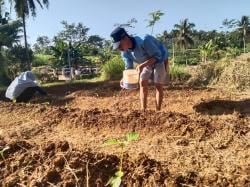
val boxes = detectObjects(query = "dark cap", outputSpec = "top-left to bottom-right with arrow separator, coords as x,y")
110,27 -> 128,50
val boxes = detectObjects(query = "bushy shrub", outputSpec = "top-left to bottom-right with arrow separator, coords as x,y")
32,54 -> 52,67
32,67 -> 57,83
171,50 -> 200,65
188,60 -> 228,86
246,43 -> 250,52
225,47 -> 241,59
169,64 -> 191,81
101,56 -> 124,80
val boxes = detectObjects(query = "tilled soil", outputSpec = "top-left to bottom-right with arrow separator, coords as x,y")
0,82 -> 249,186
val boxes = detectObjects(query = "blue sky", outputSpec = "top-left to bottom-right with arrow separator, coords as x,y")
18,0 -> 250,44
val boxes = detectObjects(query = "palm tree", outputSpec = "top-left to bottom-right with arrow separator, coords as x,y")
147,10 -> 164,35
9,0 -> 49,69
114,18 -> 138,29
223,16 -> 250,53
174,19 -> 195,65
0,20 -> 22,47
0,1 -> 22,85
158,30 -> 177,65
238,16 -> 249,53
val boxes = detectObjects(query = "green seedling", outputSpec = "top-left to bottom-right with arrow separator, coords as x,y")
0,146 -> 10,160
103,132 -> 139,187
12,99 -> 16,103
64,102 -> 70,111
42,102 -> 50,105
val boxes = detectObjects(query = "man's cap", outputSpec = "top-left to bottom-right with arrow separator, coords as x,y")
110,27 -> 127,50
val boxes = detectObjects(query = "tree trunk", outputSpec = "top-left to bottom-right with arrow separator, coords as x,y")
22,13 -> 30,70
243,37 -> 246,53
0,54 -> 11,85
184,49 -> 187,66
242,28 -> 247,53
172,40 -> 175,66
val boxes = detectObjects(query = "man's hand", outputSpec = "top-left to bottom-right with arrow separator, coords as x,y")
136,58 -> 156,74
136,64 -> 144,74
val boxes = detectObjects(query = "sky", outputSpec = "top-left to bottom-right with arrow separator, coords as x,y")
9,0 -> 250,45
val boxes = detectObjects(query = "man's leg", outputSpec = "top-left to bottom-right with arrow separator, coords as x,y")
140,79 -> 148,110
140,66 -> 152,111
154,62 -> 167,111
155,83 -> 163,111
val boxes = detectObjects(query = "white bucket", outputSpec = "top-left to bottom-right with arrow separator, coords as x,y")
121,69 -> 139,89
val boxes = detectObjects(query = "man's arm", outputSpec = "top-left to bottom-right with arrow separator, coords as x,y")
143,35 -> 162,63
136,57 -> 156,73
122,51 -> 133,69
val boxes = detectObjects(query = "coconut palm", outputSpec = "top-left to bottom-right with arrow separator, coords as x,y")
147,10 -> 164,35
222,18 -> 237,29
174,19 -> 195,49
0,20 -> 22,47
9,0 -> 49,69
238,16 -> 249,53
174,19 -> 195,65
223,16 -> 250,53
1,0 -> 22,48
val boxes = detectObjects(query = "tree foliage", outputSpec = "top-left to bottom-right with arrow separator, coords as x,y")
33,36 -> 51,54
8,0 -> 49,69
147,10 -> 164,35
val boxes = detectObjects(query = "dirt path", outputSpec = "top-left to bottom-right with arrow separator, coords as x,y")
0,82 -> 249,186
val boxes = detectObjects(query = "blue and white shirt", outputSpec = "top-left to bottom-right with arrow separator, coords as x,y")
121,35 -> 168,69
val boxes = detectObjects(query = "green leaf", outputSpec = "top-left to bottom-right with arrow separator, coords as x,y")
125,132 -> 139,142
105,171 -> 123,187
103,139 -> 120,146
115,171 -> 124,178
0,146 -> 10,160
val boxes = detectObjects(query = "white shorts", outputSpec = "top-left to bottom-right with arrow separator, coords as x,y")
140,62 -> 168,85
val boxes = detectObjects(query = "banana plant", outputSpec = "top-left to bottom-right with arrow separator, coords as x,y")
199,40 -> 217,63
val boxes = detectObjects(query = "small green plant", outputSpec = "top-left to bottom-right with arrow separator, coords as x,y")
64,102 -> 70,111
26,102 -> 31,106
103,132 -> 139,187
0,146 -> 10,160
42,101 -> 50,105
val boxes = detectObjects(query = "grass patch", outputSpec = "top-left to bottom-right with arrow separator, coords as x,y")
32,54 -> 53,67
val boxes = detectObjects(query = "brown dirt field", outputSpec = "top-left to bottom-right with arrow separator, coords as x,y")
0,82 -> 249,186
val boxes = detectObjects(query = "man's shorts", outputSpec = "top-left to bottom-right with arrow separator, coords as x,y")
140,61 -> 169,85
